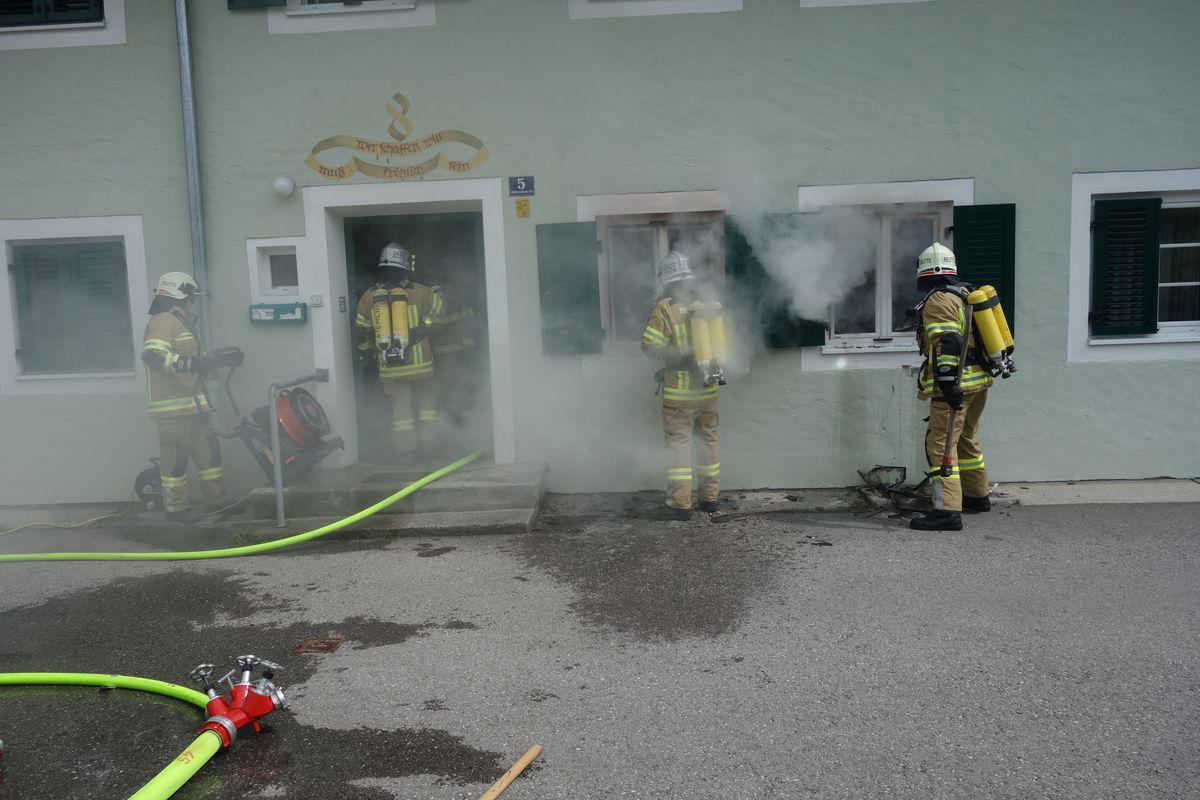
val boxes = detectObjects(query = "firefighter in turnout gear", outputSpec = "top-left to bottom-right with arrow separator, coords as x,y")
641,250 -> 726,520
355,243 -> 447,458
141,272 -> 228,524
911,243 -> 993,531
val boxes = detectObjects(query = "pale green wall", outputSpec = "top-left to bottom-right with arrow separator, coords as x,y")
2,0 -> 1197,503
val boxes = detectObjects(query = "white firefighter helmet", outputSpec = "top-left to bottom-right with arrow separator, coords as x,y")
154,271 -> 204,300
656,250 -> 695,285
916,242 -> 957,278
378,242 -> 415,272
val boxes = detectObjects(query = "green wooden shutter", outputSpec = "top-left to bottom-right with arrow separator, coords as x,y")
12,241 -> 132,374
536,221 -> 603,355
228,0 -> 286,9
725,215 -> 826,348
953,203 -> 1017,333
1090,198 -> 1161,336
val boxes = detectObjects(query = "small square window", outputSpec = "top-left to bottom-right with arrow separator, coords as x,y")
269,252 -> 299,292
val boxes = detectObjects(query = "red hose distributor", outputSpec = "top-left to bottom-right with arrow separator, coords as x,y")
189,656 -> 286,749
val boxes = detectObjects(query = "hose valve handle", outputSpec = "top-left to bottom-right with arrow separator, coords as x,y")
189,663 -> 217,693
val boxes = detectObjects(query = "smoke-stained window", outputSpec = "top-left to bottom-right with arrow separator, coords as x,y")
827,204 -> 949,348
598,212 -> 725,347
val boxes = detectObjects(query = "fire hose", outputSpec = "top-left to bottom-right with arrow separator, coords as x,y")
0,656 -> 286,800
0,450 -> 480,564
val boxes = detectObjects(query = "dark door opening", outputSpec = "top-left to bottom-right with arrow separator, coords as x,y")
345,211 -> 491,465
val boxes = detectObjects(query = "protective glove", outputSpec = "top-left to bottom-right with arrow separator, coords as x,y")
938,382 -> 964,410
178,354 -> 215,375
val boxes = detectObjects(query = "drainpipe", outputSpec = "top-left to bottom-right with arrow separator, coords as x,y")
174,0 -> 212,345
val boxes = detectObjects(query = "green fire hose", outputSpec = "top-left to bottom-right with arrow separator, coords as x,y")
0,671 -> 216,800
0,450 -> 480,564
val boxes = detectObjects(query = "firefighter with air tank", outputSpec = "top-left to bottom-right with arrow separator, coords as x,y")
641,250 -> 730,520
355,243 -> 447,460
910,242 -> 1015,531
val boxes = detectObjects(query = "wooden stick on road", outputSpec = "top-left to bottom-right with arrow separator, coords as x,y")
479,744 -> 543,800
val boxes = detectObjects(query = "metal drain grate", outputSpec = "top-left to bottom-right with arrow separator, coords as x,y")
294,636 -> 345,654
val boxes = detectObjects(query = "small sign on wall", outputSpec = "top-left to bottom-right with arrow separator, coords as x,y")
509,176 -> 535,196
516,198 -> 531,218
250,303 -> 308,324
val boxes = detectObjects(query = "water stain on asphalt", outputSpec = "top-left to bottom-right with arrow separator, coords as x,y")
415,545 -> 458,558
512,506 -> 805,642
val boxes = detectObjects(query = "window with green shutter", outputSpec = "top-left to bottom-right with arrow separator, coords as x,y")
1090,198 -> 1161,336
954,203 -> 1017,333
11,240 -> 134,374
725,215 -> 826,348
536,222 -> 603,355
0,0 -> 104,27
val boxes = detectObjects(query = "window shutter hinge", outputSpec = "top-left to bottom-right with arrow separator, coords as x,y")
6,264 -> 14,273
595,240 -> 602,254
943,225 -> 954,239
1090,219 -> 1099,233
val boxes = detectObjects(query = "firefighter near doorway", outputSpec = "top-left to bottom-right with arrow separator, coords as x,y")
355,243 -> 448,460
909,243 -> 1016,532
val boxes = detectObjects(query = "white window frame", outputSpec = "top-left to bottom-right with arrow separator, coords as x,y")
269,0 -> 433,34
1069,168 -> 1200,363
797,178 -> 974,371
0,215 -> 149,394
825,202 -> 951,352
799,0 -> 936,7
577,191 -> 728,370
597,210 -> 725,353
569,0 -> 742,20
246,237 -> 304,304
0,0 -> 124,51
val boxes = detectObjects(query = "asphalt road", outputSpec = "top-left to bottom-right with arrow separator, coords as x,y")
0,497 -> 1197,800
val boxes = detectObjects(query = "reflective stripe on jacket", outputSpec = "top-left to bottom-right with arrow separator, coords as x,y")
641,293 -> 719,405
142,307 -> 212,418
916,288 -> 993,399
355,282 -> 446,381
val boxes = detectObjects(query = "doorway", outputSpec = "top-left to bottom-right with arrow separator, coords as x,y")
344,211 -> 491,465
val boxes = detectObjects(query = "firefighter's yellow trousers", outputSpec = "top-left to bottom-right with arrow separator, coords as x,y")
662,399 -> 719,510
382,377 -> 439,454
924,390 -> 988,512
155,415 -> 226,513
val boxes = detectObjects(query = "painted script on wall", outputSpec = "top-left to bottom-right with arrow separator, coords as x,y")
305,93 -> 489,181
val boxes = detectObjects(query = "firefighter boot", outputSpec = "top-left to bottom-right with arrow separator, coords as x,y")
909,510 -> 963,531
698,500 -> 719,513
652,504 -> 692,522
167,509 -> 202,525
962,495 -> 991,513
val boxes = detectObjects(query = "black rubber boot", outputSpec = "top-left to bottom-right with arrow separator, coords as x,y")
962,495 -> 992,513
697,500 -> 719,513
166,509 -> 201,525
909,510 -> 963,531
652,505 -> 692,521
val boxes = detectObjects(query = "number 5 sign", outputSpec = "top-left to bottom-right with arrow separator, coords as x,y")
508,176 -> 535,196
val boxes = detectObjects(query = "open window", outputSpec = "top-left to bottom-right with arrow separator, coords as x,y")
536,208 -> 725,356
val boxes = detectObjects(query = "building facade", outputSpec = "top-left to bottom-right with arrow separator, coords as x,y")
2,0 -> 1197,504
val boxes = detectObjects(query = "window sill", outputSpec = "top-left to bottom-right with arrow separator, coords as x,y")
1088,330 -> 1200,346
286,2 -> 415,17
0,21 -> 104,33
821,338 -> 919,356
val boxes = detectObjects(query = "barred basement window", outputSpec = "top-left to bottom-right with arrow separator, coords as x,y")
10,239 -> 134,374
0,0 -> 103,28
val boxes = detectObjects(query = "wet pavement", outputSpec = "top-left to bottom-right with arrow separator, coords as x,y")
1,495 -> 1198,799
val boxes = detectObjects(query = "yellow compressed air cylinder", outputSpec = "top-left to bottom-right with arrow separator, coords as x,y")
983,285 -> 1014,350
688,301 -> 713,363
370,287 -> 392,356
708,302 -> 728,364
967,288 -> 1006,363
389,287 -> 410,342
